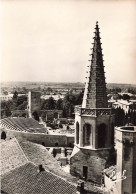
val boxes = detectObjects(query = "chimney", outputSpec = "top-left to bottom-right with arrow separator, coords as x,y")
76,180 -> 84,194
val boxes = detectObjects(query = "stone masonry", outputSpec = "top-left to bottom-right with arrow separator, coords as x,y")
70,22 -> 115,184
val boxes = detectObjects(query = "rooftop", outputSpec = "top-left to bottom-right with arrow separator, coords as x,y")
1,139 -> 77,194
1,138 -> 103,193
1,162 -> 77,194
20,141 -> 77,183
1,138 -> 28,176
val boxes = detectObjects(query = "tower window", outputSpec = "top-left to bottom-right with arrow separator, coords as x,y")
83,124 -> 91,146
76,122 -> 79,144
98,123 -> 106,148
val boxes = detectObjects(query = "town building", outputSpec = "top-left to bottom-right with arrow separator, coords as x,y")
0,93 -> 13,101
41,94 -> 64,101
0,93 -> 26,101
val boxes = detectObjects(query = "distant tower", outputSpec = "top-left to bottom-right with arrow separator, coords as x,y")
115,126 -> 136,194
28,91 -> 41,118
28,91 -> 32,118
70,22 -> 115,184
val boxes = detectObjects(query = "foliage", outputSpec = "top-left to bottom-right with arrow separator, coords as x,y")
113,107 -> 136,126
125,110 -> 136,126
113,107 -> 125,126
41,97 -> 56,110
13,90 -> 18,100
56,99 -> 63,110
40,91 -> 83,118
62,91 -> 83,117
1,95 -> 27,118
118,94 -> 130,101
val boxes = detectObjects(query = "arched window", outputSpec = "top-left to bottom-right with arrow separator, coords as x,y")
83,124 -> 91,146
1,131 -> 6,140
76,122 -> 79,144
98,123 -> 106,148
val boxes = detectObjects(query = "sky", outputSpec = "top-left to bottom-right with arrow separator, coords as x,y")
1,0 -> 136,84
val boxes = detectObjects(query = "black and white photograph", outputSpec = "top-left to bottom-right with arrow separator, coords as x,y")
0,0 -> 136,193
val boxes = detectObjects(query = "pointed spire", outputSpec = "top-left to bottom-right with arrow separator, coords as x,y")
82,22 -> 108,108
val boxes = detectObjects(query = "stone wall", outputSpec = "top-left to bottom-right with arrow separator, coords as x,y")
70,146 -> 110,184
115,127 -> 136,194
1,128 -> 74,147
40,109 -> 63,120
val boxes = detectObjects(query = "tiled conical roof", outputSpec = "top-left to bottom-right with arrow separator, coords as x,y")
82,22 -> 108,108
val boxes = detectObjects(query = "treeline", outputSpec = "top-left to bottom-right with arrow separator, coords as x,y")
40,91 -> 84,118
113,107 -> 136,126
118,94 -> 130,101
1,91 -> 84,119
1,92 -> 27,118
1,91 -> 136,126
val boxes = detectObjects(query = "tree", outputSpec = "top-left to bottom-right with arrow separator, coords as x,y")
47,97 -> 56,109
46,87 -> 53,93
1,101 -> 12,118
56,99 -> 63,110
16,95 -> 27,108
13,91 -> 18,100
62,107 -> 67,118
113,107 -> 125,126
40,97 -> 56,110
122,94 -> 130,101
125,110 -> 136,126
75,91 -> 84,105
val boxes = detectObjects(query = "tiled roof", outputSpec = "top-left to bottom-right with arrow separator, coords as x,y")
20,141 -> 78,184
1,117 -> 46,133
1,138 -> 28,176
1,163 -> 77,194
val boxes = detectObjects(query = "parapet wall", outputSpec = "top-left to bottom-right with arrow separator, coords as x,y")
1,128 -> 74,147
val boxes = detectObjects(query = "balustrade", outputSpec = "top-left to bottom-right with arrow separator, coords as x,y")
75,106 -> 112,116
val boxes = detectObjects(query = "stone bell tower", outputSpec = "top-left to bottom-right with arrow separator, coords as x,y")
70,22 -> 115,184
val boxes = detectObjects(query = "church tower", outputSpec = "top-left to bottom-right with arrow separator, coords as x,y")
70,22 -> 115,184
